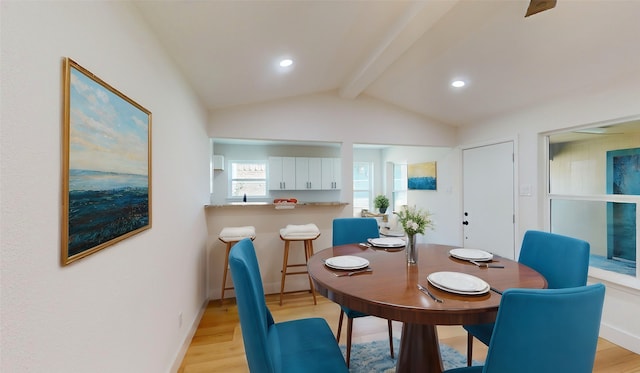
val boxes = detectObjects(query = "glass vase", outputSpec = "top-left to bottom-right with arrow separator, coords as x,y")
406,234 -> 418,264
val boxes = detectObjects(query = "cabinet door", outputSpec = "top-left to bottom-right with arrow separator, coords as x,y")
269,157 -> 296,190
295,158 -> 310,189
269,157 -> 283,190
322,158 -> 342,190
331,158 -> 341,189
296,157 -> 322,190
281,157 -> 296,190
308,158 -> 322,190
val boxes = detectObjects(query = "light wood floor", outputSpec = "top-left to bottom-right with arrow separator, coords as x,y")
178,292 -> 640,373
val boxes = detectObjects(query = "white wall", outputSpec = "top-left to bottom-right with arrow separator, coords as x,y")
1,2 -> 210,372
458,74 -> 640,353
381,146 -> 462,247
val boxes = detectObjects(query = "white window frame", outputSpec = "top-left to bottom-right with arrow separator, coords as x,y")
543,117 -> 640,289
392,162 -> 408,212
353,161 -> 374,215
228,160 -> 267,199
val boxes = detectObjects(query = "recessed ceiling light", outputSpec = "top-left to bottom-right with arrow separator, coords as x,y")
279,59 -> 293,67
451,80 -> 466,88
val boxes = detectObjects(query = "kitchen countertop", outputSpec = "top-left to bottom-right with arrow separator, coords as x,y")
205,201 -> 348,208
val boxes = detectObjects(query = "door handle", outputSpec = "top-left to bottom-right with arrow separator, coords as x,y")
463,221 -> 469,225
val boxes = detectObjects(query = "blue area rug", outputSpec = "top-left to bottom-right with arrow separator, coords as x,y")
342,338 -> 480,372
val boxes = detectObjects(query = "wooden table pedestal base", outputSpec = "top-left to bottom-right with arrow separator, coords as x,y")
396,323 -> 443,373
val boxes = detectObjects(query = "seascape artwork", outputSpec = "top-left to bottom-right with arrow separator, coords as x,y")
67,170 -> 149,257
408,162 -> 437,190
62,59 -> 151,264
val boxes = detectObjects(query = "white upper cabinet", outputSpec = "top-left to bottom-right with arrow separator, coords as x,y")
268,157 -> 296,190
295,157 -> 322,190
270,156 -> 340,190
321,158 -> 341,190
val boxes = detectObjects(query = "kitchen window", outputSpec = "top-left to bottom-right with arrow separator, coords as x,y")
229,160 -> 267,198
392,163 -> 408,212
353,161 -> 373,216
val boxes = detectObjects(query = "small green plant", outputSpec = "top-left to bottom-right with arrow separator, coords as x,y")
374,194 -> 390,213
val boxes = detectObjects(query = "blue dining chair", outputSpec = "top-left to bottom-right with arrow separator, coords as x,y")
332,217 -> 394,367
464,230 -> 591,365
229,238 -> 348,373
446,284 -> 605,373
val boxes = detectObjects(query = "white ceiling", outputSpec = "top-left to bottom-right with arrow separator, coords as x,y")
134,0 -> 640,127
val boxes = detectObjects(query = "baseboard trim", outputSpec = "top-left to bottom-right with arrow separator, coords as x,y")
170,299 -> 209,373
600,322 -> 640,354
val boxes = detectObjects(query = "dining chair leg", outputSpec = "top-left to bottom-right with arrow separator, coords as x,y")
467,332 -> 473,366
337,310 -> 345,342
387,319 -> 394,358
346,317 -> 354,368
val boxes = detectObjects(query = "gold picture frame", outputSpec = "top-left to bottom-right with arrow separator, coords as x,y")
61,58 -> 152,265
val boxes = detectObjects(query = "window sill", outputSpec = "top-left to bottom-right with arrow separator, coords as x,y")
588,266 -> 640,293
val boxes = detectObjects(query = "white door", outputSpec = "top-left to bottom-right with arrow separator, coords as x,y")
462,141 -> 515,259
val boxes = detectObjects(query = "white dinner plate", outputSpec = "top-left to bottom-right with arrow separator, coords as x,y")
368,237 -> 406,248
427,271 -> 490,295
380,228 -> 405,237
324,255 -> 370,270
449,248 -> 494,262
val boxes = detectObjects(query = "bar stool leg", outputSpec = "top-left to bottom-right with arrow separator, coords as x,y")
279,240 -> 291,306
221,241 -> 234,304
304,239 -> 317,305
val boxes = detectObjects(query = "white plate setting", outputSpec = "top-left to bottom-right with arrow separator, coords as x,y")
379,228 -> 405,237
368,237 -> 406,248
449,248 -> 493,262
324,255 -> 370,270
427,271 -> 490,295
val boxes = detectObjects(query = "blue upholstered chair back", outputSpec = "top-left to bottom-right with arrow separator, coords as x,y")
332,217 -> 380,246
229,238 -> 276,373
482,284 -> 605,373
518,230 -> 590,289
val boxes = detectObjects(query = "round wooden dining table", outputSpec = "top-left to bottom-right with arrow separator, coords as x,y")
307,243 -> 547,373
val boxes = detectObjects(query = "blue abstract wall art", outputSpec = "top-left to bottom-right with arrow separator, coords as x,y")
408,162 -> 437,190
606,147 -> 639,263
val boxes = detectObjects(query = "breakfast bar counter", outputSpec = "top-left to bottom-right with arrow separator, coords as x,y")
204,201 -> 350,300
205,201 -> 349,208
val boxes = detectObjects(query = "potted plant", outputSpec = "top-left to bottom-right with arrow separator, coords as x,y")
395,205 -> 434,264
374,194 -> 390,214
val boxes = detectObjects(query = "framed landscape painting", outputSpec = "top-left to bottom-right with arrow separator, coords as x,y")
408,161 -> 437,190
61,58 -> 152,265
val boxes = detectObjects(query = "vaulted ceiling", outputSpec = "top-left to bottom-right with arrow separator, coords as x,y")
134,0 -> 640,127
